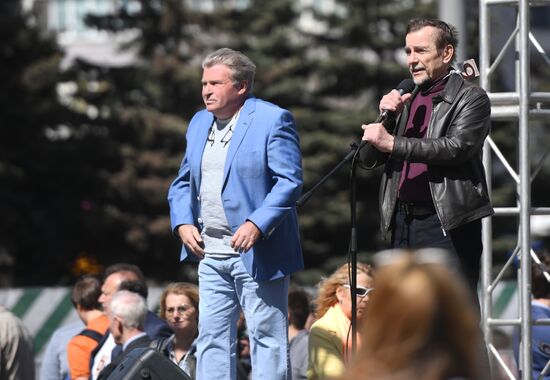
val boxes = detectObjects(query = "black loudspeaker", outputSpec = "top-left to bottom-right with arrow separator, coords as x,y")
106,347 -> 191,380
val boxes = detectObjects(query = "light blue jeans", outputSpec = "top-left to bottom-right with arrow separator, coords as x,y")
196,256 -> 290,380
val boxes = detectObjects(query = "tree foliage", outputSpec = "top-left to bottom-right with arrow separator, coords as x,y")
0,0 -> 88,284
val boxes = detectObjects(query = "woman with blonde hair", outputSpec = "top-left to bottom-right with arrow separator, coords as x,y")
340,249 -> 484,380
155,282 -> 199,379
307,262 -> 374,380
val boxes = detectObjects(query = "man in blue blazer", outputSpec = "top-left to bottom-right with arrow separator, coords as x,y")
168,48 -> 303,380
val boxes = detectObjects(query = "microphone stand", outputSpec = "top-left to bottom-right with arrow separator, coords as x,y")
348,144 -> 360,354
296,141 -> 364,354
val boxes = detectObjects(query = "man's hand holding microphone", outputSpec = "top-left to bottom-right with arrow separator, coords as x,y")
361,79 -> 415,153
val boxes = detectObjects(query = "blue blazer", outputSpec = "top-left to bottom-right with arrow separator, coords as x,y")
168,96 -> 304,281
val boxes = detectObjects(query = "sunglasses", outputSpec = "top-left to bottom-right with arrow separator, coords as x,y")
207,124 -> 234,147
343,284 -> 374,297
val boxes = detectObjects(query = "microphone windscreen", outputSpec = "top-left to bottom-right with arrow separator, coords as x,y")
396,78 -> 415,94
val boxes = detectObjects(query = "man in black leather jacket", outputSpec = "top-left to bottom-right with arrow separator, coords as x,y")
360,18 -> 494,296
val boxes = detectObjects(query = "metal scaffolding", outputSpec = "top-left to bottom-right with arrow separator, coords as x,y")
479,0 -> 550,379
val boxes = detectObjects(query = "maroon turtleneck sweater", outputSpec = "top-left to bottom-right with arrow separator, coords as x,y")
398,75 -> 448,203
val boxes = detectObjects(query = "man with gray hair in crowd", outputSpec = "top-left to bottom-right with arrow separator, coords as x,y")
168,48 -> 303,380
89,263 -> 171,379
96,290 -> 151,380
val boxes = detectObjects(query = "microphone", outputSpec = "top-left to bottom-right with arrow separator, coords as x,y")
354,78 -> 415,156
375,78 -> 416,124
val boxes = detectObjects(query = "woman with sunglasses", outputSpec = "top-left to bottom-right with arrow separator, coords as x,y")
307,262 -> 374,380
154,282 -> 200,379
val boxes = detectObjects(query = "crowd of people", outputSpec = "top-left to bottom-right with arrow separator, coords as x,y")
0,247 -> 534,380
0,247 -> 531,380
24,261 -> 306,380
4,248 -> 492,380
4,15 -> 546,380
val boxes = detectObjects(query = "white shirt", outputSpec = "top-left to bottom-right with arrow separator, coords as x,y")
90,334 -> 116,380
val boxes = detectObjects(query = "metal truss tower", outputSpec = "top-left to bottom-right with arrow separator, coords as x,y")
479,1 -> 550,379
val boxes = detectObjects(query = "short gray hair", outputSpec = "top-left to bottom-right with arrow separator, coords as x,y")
109,290 -> 148,330
202,48 -> 256,93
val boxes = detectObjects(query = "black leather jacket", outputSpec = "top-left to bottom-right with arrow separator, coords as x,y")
361,73 -> 494,236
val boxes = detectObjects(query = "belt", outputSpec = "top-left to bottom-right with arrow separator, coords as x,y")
397,200 -> 436,217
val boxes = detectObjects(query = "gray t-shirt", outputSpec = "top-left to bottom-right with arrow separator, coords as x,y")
199,114 -> 240,256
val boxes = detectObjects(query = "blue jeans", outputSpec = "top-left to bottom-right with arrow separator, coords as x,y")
196,256 -> 290,380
